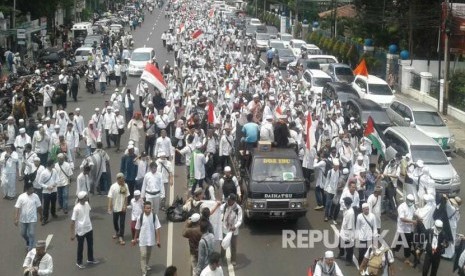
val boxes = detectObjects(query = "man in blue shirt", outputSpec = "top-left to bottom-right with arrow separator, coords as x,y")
242,114 -> 259,151
266,47 -> 275,67
120,145 -> 138,204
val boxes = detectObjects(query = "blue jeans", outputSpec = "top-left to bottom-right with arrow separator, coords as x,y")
57,186 -> 69,211
324,192 -> 334,218
20,222 -> 36,251
99,82 -> 106,94
315,186 -> 325,207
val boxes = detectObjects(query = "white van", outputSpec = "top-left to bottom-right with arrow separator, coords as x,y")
129,47 -> 156,75
74,47 -> 93,63
71,22 -> 93,40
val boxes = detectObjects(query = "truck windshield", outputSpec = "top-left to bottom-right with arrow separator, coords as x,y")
252,158 -> 303,181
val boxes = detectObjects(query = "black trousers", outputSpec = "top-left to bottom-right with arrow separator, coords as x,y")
339,238 -> 354,263
43,192 -> 57,221
393,232 -> 413,258
422,252 -> 441,276
126,180 -> 136,204
77,230 -> 94,264
112,212 -> 126,238
145,135 -> 156,157
219,155 -> 230,170
105,129 -> 112,147
38,152 -> 48,166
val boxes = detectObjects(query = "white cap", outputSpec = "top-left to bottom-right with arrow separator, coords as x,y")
407,194 -> 415,201
357,155 -> 364,161
416,160 -> 424,168
362,203 -> 369,209
75,108 -> 80,111
266,115 -> 273,120
134,190 -> 141,196
350,117 -> 355,121
338,130 -> 344,135
127,145 -> 134,150
435,220 -> 443,228
342,168 -> 349,175
224,166 -> 231,172
332,158 -> 339,166
19,119 -> 24,123
7,116 -> 14,120
34,157 -> 41,162
195,142 -> 203,149
253,94 -> 259,98
324,251 -> 334,258
19,128 -> 26,133
77,191 -> 87,199
54,125 -> 60,129
95,108 -> 100,112
128,141 -> 134,145
269,96 -> 275,101
405,153 -> 412,159
359,145 -> 367,151
115,88 -> 119,92
190,213 -> 201,223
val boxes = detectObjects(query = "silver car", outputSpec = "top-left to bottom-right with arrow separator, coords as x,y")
386,98 -> 455,153
383,127 -> 460,197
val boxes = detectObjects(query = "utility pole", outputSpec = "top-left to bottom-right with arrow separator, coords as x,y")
255,0 -> 258,17
12,0 -> 16,28
443,0 -> 450,115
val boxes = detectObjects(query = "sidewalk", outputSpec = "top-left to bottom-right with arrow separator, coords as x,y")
396,93 -> 465,158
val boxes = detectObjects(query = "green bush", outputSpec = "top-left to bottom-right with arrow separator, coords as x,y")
449,71 -> 465,110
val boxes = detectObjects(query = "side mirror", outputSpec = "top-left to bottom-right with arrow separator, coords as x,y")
361,88 -> 366,93
448,156 -> 452,161
443,118 -> 448,124
409,121 -> 416,128
404,117 -> 411,122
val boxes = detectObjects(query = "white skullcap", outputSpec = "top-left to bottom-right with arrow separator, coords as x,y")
435,220 -> 443,228
342,168 -> 349,175
416,160 -> 424,168
224,166 -> 231,172
95,108 -> 100,112
359,145 -> 367,151
195,142 -> 203,149
362,203 -> 369,209
190,213 -> 201,223
19,128 -> 26,133
357,155 -> 364,161
332,158 -> 339,166
266,115 -> 273,120
407,194 -> 415,201
324,251 -> 334,258
75,108 -> 80,111
77,191 -> 87,199
134,190 -> 141,196
127,145 -> 134,149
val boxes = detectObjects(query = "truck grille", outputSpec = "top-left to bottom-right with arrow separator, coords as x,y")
267,201 -> 289,209
432,178 -> 451,185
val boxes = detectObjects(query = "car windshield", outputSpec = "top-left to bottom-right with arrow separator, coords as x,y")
411,145 -> 449,165
335,67 -> 354,76
131,52 -> 150,61
75,50 -> 90,56
361,111 -> 390,126
73,30 -> 87,38
280,35 -> 292,41
413,111 -> 446,126
270,41 -> 285,49
314,77 -> 332,87
292,42 -> 305,49
279,49 -> 294,57
368,83 -> 393,95
252,158 -> 303,181
256,33 -> 269,40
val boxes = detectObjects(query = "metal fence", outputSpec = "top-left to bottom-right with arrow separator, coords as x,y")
411,71 -> 421,91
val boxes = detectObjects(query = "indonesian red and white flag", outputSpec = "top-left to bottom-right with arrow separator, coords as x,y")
140,63 -> 167,94
275,106 -> 282,115
178,23 -> 185,34
306,112 -> 312,149
207,102 -> 215,124
191,29 -> 203,40
208,8 -> 215,18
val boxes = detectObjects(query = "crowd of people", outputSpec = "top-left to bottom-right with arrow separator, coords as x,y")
5,0 -> 465,275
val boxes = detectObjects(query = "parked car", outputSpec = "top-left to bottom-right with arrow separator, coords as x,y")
301,69 -> 332,94
289,39 -> 307,57
326,63 -> 354,83
382,126 -> 460,197
277,33 -> 293,47
248,18 -> 262,26
344,98 -> 392,131
268,39 -> 287,52
37,47 -> 65,64
386,98 -> 455,153
74,47 -> 93,63
305,55 -> 338,71
352,74 -> 394,108
286,58 -> 321,74
301,44 -> 322,55
128,47 -> 156,75
273,48 -> 296,68
254,32 -> 270,52
322,82 -> 359,104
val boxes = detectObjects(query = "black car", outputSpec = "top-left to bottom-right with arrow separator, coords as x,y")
37,47 -> 65,64
326,63 -> 355,83
322,82 -> 359,104
343,98 -> 392,131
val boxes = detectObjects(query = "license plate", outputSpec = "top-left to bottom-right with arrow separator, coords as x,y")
270,211 -> 286,216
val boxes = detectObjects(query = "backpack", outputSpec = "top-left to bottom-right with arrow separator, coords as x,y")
323,159 -> 333,177
139,212 -> 156,225
367,248 -> 389,276
7,52 -> 13,64
222,176 -> 237,199
72,76 -> 79,87
166,196 -> 188,222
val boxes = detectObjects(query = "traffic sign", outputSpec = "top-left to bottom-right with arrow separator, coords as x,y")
17,29 -> 26,39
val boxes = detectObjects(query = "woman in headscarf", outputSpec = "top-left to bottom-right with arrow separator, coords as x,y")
127,111 -> 144,149
83,120 -> 100,156
174,119 -> 185,165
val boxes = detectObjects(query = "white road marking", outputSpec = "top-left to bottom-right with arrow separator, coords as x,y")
147,37 -> 150,42
260,58 -> 266,64
330,224 -> 359,269
45,234 -> 53,250
166,147 -> 175,266
226,247 -> 236,276
150,32 -> 153,36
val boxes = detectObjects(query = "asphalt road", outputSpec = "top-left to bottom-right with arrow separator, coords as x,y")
2,7 -> 465,276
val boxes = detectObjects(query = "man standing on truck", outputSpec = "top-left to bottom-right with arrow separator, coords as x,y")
241,114 -> 259,151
